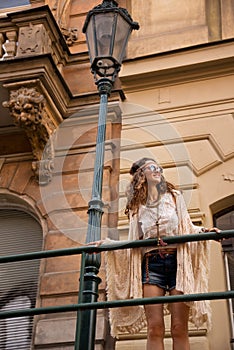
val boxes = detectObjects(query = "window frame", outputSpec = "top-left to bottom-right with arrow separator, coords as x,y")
213,205 -> 234,345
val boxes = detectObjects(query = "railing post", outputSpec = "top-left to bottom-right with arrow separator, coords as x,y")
74,252 -> 86,349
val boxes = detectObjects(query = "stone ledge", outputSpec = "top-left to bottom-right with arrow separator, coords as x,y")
34,311 -> 107,346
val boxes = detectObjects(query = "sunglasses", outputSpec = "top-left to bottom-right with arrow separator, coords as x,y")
144,164 -> 163,173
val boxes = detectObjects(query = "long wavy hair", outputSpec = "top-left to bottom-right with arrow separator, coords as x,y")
125,157 -> 176,217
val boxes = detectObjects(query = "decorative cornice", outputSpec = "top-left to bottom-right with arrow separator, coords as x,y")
120,40 -> 234,92
3,86 -> 56,185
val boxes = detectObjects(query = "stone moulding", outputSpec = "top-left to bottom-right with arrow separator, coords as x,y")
3,86 -> 56,185
0,4 -> 78,60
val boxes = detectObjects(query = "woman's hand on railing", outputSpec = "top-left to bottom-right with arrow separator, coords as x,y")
201,227 -> 221,233
201,227 -> 224,242
85,240 -> 107,254
87,240 -> 106,247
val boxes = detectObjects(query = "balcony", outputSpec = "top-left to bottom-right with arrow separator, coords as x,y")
0,5 -> 111,185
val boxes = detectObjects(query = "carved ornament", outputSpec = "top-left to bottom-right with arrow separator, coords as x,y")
17,23 -> 51,57
47,0 -> 78,45
3,87 -> 56,185
61,27 -> 78,46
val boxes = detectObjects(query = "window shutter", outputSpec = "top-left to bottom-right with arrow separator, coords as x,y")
0,209 -> 42,349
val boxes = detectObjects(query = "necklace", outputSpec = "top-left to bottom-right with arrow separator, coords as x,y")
146,195 -> 161,208
144,200 -> 161,244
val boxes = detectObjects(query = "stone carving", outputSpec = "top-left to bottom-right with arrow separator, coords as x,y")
47,0 -> 78,45
61,27 -> 78,46
3,87 -> 56,185
17,23 -> 50,57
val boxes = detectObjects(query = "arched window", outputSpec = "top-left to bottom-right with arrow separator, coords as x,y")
0,209 -> 42,349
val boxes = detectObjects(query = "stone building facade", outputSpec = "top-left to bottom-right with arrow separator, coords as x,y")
0,1 -> 233,350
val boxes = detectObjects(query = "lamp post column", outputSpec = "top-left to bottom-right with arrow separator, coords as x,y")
76,2 -> 139,348
75,78 -> 113,350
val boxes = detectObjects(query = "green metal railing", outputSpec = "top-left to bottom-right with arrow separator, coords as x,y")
0,230 -> 233,347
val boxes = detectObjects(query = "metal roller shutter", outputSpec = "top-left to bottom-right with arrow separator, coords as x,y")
0,209 -> 42,349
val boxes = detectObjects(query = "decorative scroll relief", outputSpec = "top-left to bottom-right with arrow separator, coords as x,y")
3,87 -> 56,185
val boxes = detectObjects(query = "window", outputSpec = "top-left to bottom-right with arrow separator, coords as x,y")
0,209 -> 42,349
214,206 -> 234,343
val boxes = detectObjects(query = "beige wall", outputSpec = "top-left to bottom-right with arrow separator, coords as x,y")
117,39 -> 234,349
128,0 -> 234,57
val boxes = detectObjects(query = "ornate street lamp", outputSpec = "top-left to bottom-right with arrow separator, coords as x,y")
83,0 -> 139,85
75,1 -> 139,349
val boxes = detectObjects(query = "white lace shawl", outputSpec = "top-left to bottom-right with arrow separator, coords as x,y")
105,190 -> 211,338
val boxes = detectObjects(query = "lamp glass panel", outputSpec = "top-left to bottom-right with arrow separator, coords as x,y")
113,14 -> 131,64
95,13 -> 115,57
86,17 -> 96,64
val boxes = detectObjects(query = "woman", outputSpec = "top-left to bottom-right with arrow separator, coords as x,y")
96,157 -> 220,349
126,157 -> 191,350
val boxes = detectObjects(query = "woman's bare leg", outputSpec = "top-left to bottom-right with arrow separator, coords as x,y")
169,289 -> 190,350
143,284 -> 165,350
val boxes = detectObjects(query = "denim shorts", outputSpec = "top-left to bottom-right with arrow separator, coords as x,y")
142,250 -> 177,291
